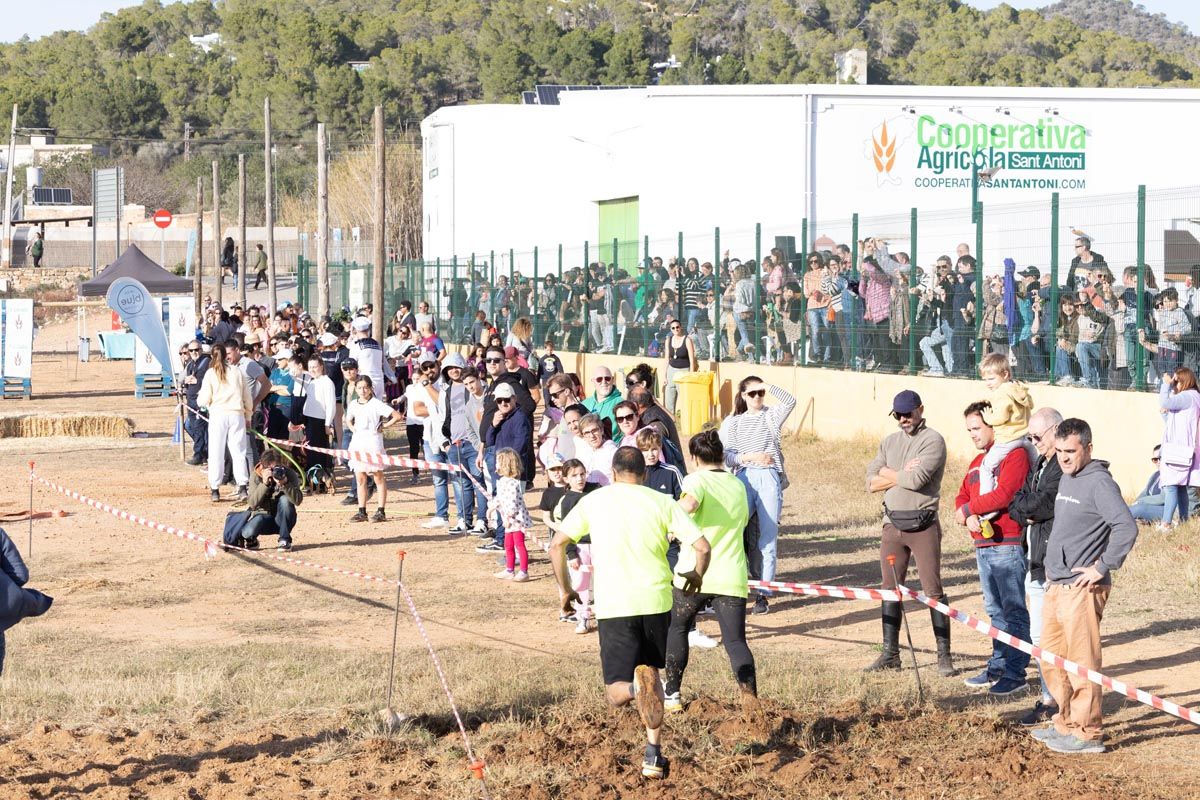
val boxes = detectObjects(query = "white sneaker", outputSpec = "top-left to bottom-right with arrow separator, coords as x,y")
664,691 -> 683,713
472,519 -> 488,535
448,518 -> 468,534
574,617 -> 590,634
494,569 -> 514,580
688,629 -> 719,649
512,570 -> 529,582
422,517 -> 449,529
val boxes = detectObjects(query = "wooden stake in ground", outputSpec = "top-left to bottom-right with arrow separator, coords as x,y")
238,153 -> 247,309
264,97 -> 277,310
194,178 -> 204,319
380,548 -> 408,732
27,460 -> 33,557
372,105 -> 385,336
889,555 -> 924,704
212,160 -> 222,308
316,122 -> 329,319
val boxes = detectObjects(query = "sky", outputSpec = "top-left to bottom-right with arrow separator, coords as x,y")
2,0 -> 1198,42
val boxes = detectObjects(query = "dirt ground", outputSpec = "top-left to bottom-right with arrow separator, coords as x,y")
0,311 -> 1197,798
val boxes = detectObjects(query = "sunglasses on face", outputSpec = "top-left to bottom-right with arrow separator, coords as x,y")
188,348 -> 201,353
552,387 -> 572,397
497,398 -> 513,405
581,427 -> 602,437
745,389 -> 766,399
595,376 -> 612,383
485,357 -> 503,364
616,413 -> 636,423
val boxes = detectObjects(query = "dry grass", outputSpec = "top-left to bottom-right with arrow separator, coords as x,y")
0,412 -> 134,439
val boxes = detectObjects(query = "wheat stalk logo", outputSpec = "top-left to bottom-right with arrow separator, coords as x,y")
872,122 -> 897,174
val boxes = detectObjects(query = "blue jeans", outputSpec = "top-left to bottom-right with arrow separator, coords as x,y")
241,496 -> 298,545
1075,341 -> 1100,388
919,321 -> 952,374
976,545 -> 1031,682
806,308 -> 829,360
186,400 -> 207,460
949,325 -> 971,375
447,439 -> 486,526
685,307 -> 704,334
1162,484 -> 1189,524
423,443 -> 450,520
485,447 -> 506,546
1128,501 -> 1164,522
738,468 -> 781,592
1024,572 -> 1053,704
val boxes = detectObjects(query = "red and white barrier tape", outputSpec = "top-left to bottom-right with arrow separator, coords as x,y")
33,473 -> 402,588
897,584 -> 1200,728
749,579 -> 901,602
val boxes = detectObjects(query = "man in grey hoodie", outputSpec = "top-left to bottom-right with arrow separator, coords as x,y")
1031,418 -> 1139,755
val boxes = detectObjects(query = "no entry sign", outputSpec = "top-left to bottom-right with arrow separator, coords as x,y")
152,209 -> 173,229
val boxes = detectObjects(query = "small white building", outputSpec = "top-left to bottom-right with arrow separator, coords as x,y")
421,84 -> 1200,278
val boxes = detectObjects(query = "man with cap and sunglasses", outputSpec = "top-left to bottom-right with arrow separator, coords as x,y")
476,345 -> 536,553
864,389 -> 953,676
347,316 -> 395,400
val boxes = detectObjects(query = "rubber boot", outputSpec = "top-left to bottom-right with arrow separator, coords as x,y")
931,597 -> 956,677
864,602 -> 902,672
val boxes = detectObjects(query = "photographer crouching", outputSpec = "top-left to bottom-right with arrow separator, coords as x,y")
222,451 -> 303,551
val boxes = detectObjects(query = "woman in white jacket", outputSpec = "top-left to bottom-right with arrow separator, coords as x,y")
197,343 -> 254,502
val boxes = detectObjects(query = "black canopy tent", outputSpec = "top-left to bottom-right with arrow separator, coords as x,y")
80,244 -> 193,297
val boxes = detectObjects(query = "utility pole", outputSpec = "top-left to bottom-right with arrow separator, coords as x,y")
212,159 -> 222,308
194,177 -> 203,319
183,122 -> 191,162
2,104 -> 17,268
238,153 -> 247,310
264,97 -> 277,310
372,105 -> 385,337
316,122 -> 329,319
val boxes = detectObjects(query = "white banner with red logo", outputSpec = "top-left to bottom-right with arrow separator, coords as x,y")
1,298 -> 34,379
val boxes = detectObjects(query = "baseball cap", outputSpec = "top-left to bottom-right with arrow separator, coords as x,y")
351,317 -> 371,331
341,357 -> 358,370
503,345 -> 519,359
317,332 -> 338,346
275,348 -> 293,360
544,453 -> 564,470
417,350 -> 437,364
494,382 -> 515,400
1019,266 -> 1041,278
891,390 -> 922,415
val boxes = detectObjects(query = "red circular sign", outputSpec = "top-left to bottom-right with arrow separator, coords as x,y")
152,209 -> 173,229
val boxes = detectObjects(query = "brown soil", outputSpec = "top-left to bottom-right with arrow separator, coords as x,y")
0,310 -> 1196,798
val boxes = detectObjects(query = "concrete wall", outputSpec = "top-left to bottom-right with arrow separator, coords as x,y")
555,351 -> 1159,498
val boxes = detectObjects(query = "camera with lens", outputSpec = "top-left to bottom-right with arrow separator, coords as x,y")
271,466 -> 288,483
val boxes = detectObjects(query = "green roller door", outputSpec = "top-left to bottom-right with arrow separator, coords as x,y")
598,197 -> 640,273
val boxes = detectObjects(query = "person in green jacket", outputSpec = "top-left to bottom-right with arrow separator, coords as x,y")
583,364 -> 623,434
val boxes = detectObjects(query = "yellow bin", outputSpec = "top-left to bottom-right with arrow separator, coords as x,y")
672,371 -> 716,436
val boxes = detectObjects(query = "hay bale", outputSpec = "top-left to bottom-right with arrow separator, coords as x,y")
0,413 -> 134,439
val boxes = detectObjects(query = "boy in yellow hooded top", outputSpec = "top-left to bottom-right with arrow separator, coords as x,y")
978,353 -> 1036,538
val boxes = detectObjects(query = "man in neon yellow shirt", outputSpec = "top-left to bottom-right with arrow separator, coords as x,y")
551,447 -> 710,781
662,429 -> 756,716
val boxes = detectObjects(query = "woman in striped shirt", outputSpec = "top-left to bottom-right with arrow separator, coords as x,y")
718,377 -> 797,615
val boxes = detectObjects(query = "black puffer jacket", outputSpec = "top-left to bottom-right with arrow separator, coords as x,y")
1008,453 -> 1063,583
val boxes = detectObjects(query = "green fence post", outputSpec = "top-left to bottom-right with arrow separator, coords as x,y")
908,207 -> 918,373
1049,193 -> 1059,386
714,226 -> 721,362
451,255 -> 459,339
798,220 -> 808,366
435,257 -> 442,332
583,241 -> 590,352
754,223 -> 762,362
509,249 -> 515,319
1136,184 -> 1147,391
850,214 -> 859,370
532,245 -> 539,339
676,231 -> 684,322
470,252 -> 476,336
611,237 -> 619,354
974,201 -> 984,372
489,250 -> 496,323
296,255 -> 305,309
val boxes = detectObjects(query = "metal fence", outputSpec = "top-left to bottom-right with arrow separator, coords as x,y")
297,184 -> 1200,393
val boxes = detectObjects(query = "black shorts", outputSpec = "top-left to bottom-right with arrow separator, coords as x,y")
597,611 -> 670,685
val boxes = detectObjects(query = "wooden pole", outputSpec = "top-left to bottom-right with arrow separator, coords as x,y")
317,122 -> 330,319
264,97 -> 277,310
372,105 -> 385,337
212,160 -> 222,308
194,177 -> 203,319
238,154 -> 247,310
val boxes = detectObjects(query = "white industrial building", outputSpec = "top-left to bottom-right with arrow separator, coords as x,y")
421,84 -> 1200,278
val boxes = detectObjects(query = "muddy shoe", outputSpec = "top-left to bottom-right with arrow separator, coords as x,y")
372,508 -> 387,523
350,509 -> 368,523
633,665 -> 664,730
641,751 -> 669,780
